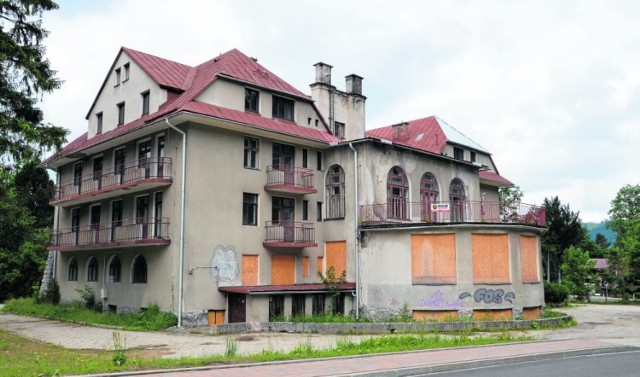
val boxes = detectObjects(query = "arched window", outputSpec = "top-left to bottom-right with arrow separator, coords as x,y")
132,255 -> 147,284
68,258 -> 78,281
449,178 -> 466,222
387,166 -> 408,220
420,173 -> 439,222
326,165 -> 345,219
87,257 -> 99,282
108,256 -> 121,283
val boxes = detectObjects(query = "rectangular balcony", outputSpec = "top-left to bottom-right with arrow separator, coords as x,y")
359,201 -> 546,227
263,221 -> 317,248
264,165 -> 317,195
51,157 -> 172,207
48,217 -> 170,251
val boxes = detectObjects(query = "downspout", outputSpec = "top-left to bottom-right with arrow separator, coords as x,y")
53,167 -> 60,280
165,117 -> 186,327
348,142 -> 360,319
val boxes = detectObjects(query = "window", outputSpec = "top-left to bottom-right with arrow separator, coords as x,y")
141,91 -> 150,115
387,166 -> 408,220
312,294 -> 325,316
109,256 -> 121,283
114,148 -> 125,176
292,295 -> 305,317
453,147 -> 464,160
96,112 -> 103,134
117,102 -> 125,125
73,162 -> 83,189
315,119 -> 319,127
420,172 -> 439,222
316,202 -> 323,222
123,63 -> 130,81
132,255 -> 147,284
71,208 -> 80,245
87,257 -> 98,282
332,293 -> 345,315
449,178 -> 466,222
243,137 -> 259,169
68,258 -> 78,281
472,234 -> 510,284
470,151 -> 477,163
272,96 -> 294,120
520,235 -> 540,283
316,151 -> 323,171
411,234 -> 457,284
302,149 -> 308,168
243,193 -> 258,225
154,192 -> 163,237
111,200 -> 123,241
114,68 -> 121,86
326,165 -> 345,219
245,88 -> 259,112
334,122 -> 345,139
269,295 -> 284,320
302,200 -> 309,221
93,156 -> 103,182
90,205 -> 101,230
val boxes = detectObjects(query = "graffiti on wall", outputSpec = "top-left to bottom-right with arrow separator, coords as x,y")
209,245 -> 239,283
389,298 -> 400,306
459,288 -> 515,304
419,290 -> 463,309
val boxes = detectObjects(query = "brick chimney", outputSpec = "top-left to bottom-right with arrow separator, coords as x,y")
314,62 -> 333,85
345,74 -> 363,95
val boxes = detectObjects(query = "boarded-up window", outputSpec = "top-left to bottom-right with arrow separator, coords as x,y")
520,235 -> 540,283
472,234 -> 510,284
411,234 -> 456,284
242,255 -> 259,286
271,255 -> 295,285
302,256 -> 310,278
317,256 -> 323,274
325,241 -> 346,277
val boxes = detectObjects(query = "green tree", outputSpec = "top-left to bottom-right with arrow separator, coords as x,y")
561,246 -> 595,301
498,185 -> 523,222
606,219 -> 640,299
14,160 -> 54,227
318,266 -> 346,314
1,0 -> 67,164
595,233 -> 611,249
607,184 -> 640,238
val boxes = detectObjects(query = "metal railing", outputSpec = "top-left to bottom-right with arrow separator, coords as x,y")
49,217 -> 170,248
264,221 -> 316,244
265,165 -> 315,190
52,157 -> 172,202
359,201 -> 546,226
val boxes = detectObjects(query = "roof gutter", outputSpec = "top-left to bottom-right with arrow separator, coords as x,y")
165,117 -> 186,327
348,142 -> 360,319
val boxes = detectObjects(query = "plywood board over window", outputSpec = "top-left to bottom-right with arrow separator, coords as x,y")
472,234 -> 510,284
325,241 -> 347,277
271,254 -> 295,285
520,235 -> 540,283
242,255 -> 258,286
302,256 -> 310,278
411,234 -> 457,284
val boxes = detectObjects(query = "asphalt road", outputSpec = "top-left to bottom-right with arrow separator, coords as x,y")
418,350 -> 640,377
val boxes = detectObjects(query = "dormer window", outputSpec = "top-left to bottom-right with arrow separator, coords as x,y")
334,122 -> 345,139
123,63 -> 130,82
114,68 -> 121,86
141,91 -> 150,115
96,112 -> 103,134
245,88 -> 259,112
272,96 -> 294,121
117,102 -> 125,125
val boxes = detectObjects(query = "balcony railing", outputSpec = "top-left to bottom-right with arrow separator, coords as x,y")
263,221 -> 317,248
51,157 -> 172,205
264,165 -> 316,194
49,217 -> 170,251
359,201 -> 546,227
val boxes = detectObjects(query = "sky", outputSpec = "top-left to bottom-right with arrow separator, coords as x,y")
39,0 -> 640,222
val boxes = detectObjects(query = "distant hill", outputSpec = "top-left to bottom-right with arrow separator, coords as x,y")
583,221 -> 616,244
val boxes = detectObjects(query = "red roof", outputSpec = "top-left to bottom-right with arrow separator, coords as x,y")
479,170 -> 514,186
365,116 -> 447,154
218,282 -> 356,295
47,48 -> 333,164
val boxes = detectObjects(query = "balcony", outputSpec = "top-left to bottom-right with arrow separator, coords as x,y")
263,221 -> 317,248
264,165 -> 316,194
51,157 -> 172,207
359,201 -> 546,227
48,217 -> 170,251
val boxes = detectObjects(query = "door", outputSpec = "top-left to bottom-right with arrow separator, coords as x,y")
136,196 -> 150,239
156,136 -> 165,177
228,294 -> 246,323
90,205 -> 101,243
73,162 -> 83,194
272,143 -> 295,185
272,197 -> 294,242
114,148 -> 125,183
71,208 -> 80,245
154,192 -> 163,238
93,157 -> 103,190
138,140 -> 152,179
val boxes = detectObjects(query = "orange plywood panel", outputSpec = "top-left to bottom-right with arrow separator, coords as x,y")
412,310 -> 458,321
302,256 -> 310,278
472,309 -> 512,321
242,255 -> 259,286
271,254 -> 295,285
207,310 -> 225,326
523,306 -> 541,320
317,256 -> 324,275
472,234 -> 510,284
325,241 -> 347,277
411,234 -> 456,284
520,235 -> 540,283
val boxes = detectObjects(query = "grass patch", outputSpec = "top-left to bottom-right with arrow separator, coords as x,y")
0,328 -> 530,376
543,307 -> 567,319
1,297 -> 177,331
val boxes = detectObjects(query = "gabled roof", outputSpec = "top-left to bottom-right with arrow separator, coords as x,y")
479,170 -> 514,186
48,48 -> 333,164
365,116 -> 489,155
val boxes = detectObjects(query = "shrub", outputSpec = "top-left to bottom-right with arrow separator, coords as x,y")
75,286 -> 97,311
37,278 -> 60,305
544,281 -> 569,305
